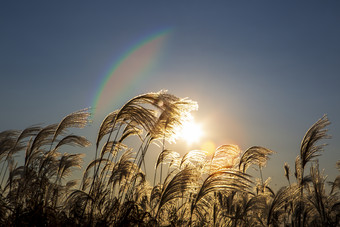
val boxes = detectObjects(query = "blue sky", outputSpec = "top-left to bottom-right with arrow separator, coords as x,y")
1,1 -> 340,189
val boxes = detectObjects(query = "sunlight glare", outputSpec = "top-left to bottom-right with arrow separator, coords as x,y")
201,140 -> 216,155
178,115 -> 203,145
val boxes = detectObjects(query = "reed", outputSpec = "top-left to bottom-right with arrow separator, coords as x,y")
0,91 -> 338,226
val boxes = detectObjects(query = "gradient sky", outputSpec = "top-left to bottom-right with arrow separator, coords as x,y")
1,1 -> 340,189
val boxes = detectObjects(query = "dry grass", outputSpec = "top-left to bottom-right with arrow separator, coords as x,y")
0,91 -> 339,226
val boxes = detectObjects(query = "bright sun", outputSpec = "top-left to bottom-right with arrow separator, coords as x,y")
178,115 -> 203,145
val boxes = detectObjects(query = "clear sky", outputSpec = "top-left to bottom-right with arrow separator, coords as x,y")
1,1 -> 340,189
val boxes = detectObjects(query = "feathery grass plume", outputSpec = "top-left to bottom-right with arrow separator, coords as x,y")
111,149 -> 141,201
100,92 -> 162,143
190,170 -> 253,220
156,149 -> 180,169
52,108 -> 91,144
93,91 -> 192,184
66,189 -> 94,212
54,135 -> 91,151
150,184 -> 162,210
30,124 -> 58,154
82,158 -> 110,191
80,169 -> 91,191
156,167 -> 199,218
330,175 -> 340,194
154,149 -> 180,187
4,126 -> 42,163
98,90 -> 197,147
309,163 -> 339,226
56,153 -> 83,182
150,94 -> 198,143
96,110 -> 119,149
255,177 -> 274,195
193,193 -> 215,223
0,130 -> 21,185
0,130 -> 19,160
37,151 -> 60,179
217,191 -> 259,226
264,185 -> 300,226
109,149 -> 136,187
0,130 -> 19,141
210,145 -> 241,172
14,125 -> 41,146
284,162 -> 291,185
292,116 -> 331,226
51,155 -> 83,207
239,146 -> 275,173
294,155 -> 302,180
298,115 -> 330,181
0,126 -> 41,165
329,160 -> 340,193
168,157 -> 181,170
91,91 -> 198,208
118,122 -> 143,143
180,150 -> 208,170
99,141 -> 127,158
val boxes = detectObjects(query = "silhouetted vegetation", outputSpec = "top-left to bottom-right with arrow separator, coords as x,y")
0,91 -> 339,226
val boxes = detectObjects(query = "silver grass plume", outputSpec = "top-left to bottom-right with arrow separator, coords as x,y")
97,91 -> 197,146
99,141 -> 127,158
15,126 -> 41,146
52,108 -> 91,144
180,150 -> 208,170
30,124 -> 58,153
297,115 -> 330,183
210,145 -> 241,173
6,126 -> 41,158
0,130 -> 19,160
284,162 -> 291,185
109,149 -> 138,189
55,135 -> 91,151
150,184 -> 162,209
82,158 -> 110,190
24,124 -> 57,169
190,170 -> 253,218
96,110 -> 119,149
149,92 -> 198,143
329,160 -> 340,193
118,123 -> 143,143
157,167 -> 199,217
156,149 -> 180,169
239,146 -> 275,173
308,163 -> 338,225
57,153 -> 84,181
265,185 -> 300,226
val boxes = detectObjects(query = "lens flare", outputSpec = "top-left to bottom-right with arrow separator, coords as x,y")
201,140 -> 216,155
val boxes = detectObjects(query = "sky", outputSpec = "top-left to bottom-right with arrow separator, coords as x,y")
1,1 -> 340,190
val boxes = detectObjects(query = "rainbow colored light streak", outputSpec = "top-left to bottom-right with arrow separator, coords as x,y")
92,28 -> 172,116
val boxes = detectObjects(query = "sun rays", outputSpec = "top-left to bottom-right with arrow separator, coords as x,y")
177,115 -> 204,145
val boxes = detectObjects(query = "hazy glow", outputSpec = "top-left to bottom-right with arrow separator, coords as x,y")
201,140 -> 216,154
178,115 -> 203,145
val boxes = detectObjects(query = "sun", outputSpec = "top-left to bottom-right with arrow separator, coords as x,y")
178,115 -> 204,145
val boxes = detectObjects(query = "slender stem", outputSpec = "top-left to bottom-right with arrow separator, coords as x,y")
259,165 -> 264,193
83,114 -> 119,219
159,134 -> 166,187
118,134 -> 148,204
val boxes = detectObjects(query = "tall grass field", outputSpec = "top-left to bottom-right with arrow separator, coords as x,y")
0,91 -> 339,226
